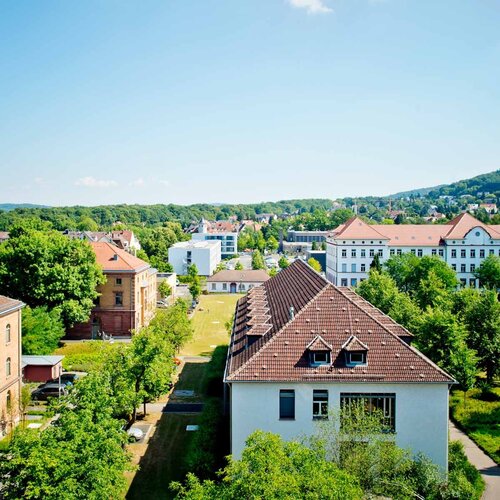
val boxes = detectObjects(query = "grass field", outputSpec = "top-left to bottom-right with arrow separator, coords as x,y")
450,386 -> 500,465
181,294 -> 241,357
55,340 -> 119,372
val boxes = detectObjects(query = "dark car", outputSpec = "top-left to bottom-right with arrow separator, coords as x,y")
31,383 -> 68,401
48,372 -> 80,386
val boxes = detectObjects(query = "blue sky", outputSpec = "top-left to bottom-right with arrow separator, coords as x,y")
1,0 -> 499,206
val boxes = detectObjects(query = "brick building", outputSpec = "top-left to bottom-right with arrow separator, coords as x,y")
67,242 -> 157,339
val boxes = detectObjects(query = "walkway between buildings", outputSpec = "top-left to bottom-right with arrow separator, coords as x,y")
449,421 -> 500,500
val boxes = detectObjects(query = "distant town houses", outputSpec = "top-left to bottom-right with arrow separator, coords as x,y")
168,240 -> 221,276
189,219 -> 239,258
326,213 -> 500,288
284,229 -> 328,253
67,242 -> 157,340
224,260 -> 454,471
0,295 -> 23,437
63,229 -> 141,255
206,269 -> 269,293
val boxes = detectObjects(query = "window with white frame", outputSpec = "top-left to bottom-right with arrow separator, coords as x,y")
222,283 -> 227,290
461,264 -> 466,273
351,249 -> 356,258
361,249 -> 366,258
470,264 -> 475,272
340,393 -> 396,432
6,324 -> 11,344
461,249 -> 466,258
390,249 -> 395,256
451,249 -> 457,258
397,249 -> 402,256
211,283 -> 216,290
417,249 -> 423,257
470,249 -> 476,258
342,249 -> 347,258
311,351 -> 330,365
377,249 -> 383,257
369,249 -> 375,257
432,249 -> 437,255
348,351 -> 366,365
439,249 -> 444,257
480,249 -> 485,258
313,390 -> 329,419
360,264 -> 366,272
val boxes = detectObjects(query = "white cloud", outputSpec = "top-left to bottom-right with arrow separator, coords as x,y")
75,176 -> 118,188
287,0 -> 333,14
129,177 -> 146,187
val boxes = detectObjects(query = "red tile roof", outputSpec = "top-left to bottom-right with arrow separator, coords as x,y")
225,260 -> 453,384
330,214 -> 500,246
90,242 -> 150,272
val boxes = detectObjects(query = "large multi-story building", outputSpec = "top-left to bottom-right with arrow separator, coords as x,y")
168,240 -> 221,276
326,213 -> 500,287
190,219 -> 239,258
67,242 -> 157,339
0,296 -> 24,437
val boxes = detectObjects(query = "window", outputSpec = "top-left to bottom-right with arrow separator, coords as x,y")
361,249 -> 366,258
340,393 -> 396,432
350,278 -> 357,287
342,264 -> 347,272
239,283 -> 245,291
417,249 -> 423,257
390,249 -> 395,256
377,249 -> 383,257
342,249 -> 347,258
313,390 -> 329,419
452,264 -> 457,271
361,264 -> 366,272
411,249 -> 416,255
6,357 -> 11,377
211,283 -> 216,291
115,278 -> 122,286
312,352 -> 330,365
397,249 -> 402,256
341,278 -> 348,286
351,249 -> 356,258
222,283 -> 227,291
461,264 -> 466,273
451,249 -> 457,258
480,249 -> 485,258
489,249 -> 494,255
432,249 -> 437,256
470,249 -> 475,258
461,249 -> 466,258
369,249 -> 375,258
469,278 -> 476,288
470,264 -> 475,272
115,292 -> 123,306
349,352 -> 366,365
351,264 -> 356,272
279,390 -> 295,420
439,249 -> 444,257
6,324 -> 11,344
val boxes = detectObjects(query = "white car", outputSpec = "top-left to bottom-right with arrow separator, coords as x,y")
127,426 -> 144,442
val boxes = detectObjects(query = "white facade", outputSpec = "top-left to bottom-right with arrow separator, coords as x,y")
327,221 -> 500,287
168,240 -> 221,276
208,281 -> 260,293
192,232 -> 238,257
229,381 -> 450,472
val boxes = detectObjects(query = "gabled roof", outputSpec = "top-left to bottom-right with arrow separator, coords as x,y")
342,335 -> 369,352
225,260 -> 453,384
306,335 -> 332,352
22,355 -> 64,367
330,217 -> 389,241
443,212 -> 500,240
0,295 -> 24,316
91,242 -> 150,273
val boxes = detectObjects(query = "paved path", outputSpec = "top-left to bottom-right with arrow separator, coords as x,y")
449,421 -> 500,500
163,403 -> 204,414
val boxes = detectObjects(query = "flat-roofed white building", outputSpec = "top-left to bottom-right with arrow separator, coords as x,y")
326,213 -> 500,287
168,240 -> 221,276
190,220 -> 239,258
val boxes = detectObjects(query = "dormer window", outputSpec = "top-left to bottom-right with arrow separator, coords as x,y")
306,335 -> 332,367
349,352 -> 366,365
342,335 -> 369,367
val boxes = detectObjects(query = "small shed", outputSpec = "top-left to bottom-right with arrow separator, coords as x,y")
22,355 -> 64,383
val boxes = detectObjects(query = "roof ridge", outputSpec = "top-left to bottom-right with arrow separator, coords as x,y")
226,281 -> 330,380
334,287 -> 454,381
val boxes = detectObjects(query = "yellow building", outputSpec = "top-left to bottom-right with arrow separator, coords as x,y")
68,242 -> 157,339
0,296 -> 24,437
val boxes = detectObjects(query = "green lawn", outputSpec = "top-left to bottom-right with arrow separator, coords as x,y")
181,294 -> 241,357
450,386 -> 500,464
126,413 -> 199,500
55,341 -> 119,372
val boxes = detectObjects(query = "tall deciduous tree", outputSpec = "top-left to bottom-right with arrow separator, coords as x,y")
22,306 -> 65,355
251,250 -> 265,270
278,256 -> 289,269
474,254 -> 500,290
187,264 -> 201,302
307,257 -> 322,273
0,227 -> 105,326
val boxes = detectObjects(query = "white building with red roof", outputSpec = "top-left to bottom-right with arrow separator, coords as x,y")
326,213 -> 500,287
224,260 -> 454,471
190,219 -> 239,258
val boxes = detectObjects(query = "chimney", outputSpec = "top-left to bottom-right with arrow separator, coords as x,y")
289,306 -> 295,321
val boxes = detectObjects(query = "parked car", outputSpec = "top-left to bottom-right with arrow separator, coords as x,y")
48,372 -> 80,386
124,426 -> 144,442
31,383 -> 68,401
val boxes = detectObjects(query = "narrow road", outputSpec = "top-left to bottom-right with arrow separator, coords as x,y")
449,421 -> 500,500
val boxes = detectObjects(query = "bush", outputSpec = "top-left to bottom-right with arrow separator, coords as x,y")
204,345 -> 228,398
